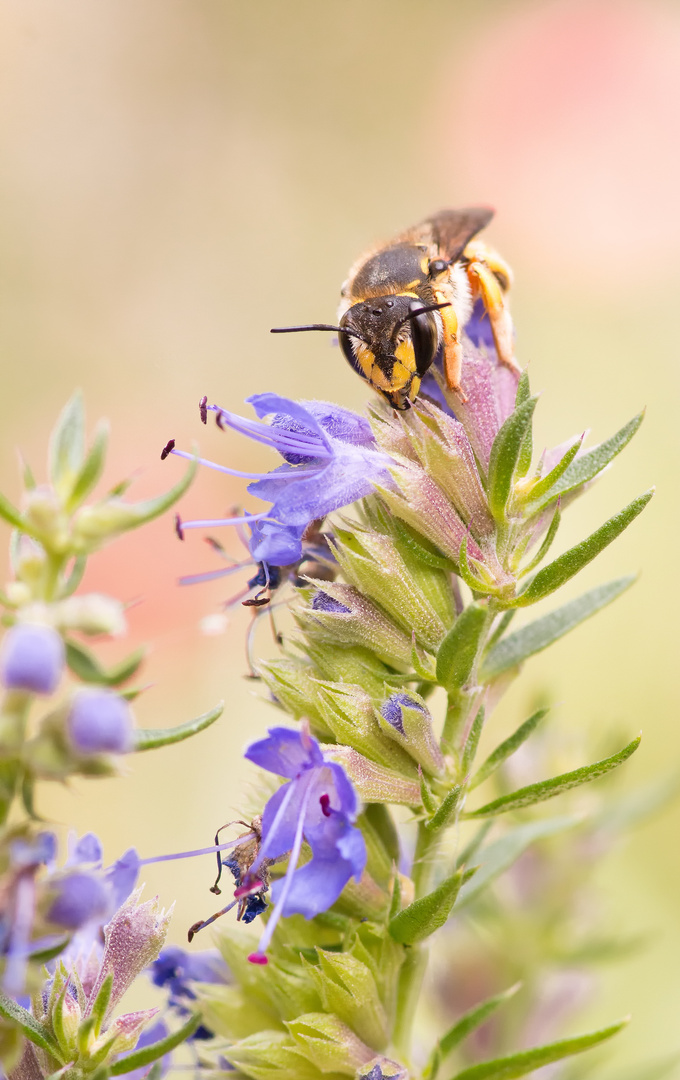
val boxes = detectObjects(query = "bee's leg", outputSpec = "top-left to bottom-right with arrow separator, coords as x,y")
464,256 -> 519,372
433,289 -> 468,402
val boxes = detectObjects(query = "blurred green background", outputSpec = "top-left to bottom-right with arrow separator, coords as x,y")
1,0 -> 679,1071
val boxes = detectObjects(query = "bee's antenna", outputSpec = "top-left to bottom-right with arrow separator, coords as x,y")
394,300 -> 452,332
270,323 -> 370,345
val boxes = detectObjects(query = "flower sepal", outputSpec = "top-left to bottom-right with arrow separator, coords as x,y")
314,683 -> 418,776
286,1012 -> 375,1075
375,691 -> 444,777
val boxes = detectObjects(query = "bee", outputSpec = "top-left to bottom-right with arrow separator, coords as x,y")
272,207 -> 519,410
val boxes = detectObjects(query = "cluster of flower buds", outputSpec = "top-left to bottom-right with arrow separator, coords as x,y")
173,326 -> 649,1078
0,395 -> 228,1075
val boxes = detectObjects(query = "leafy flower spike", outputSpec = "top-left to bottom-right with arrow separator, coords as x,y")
243,726 -> 367,964
167,393 -> 394,562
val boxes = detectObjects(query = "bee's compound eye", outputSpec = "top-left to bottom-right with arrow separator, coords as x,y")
428,259 -> 449,278
408,302 -> 438,378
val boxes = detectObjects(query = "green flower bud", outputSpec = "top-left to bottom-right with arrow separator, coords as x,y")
302,641 -> 397,701
307,950 -> 388,1050
71,499 -> 140,551
315,683 -> 417,775
322,746 -> 421,806
376,691 -> 444,776
331,526 -> 452,652
297,581 -> 415,670
22,487 -> 70,552
286,1013 -> 374,1075
358,1055 -> 408,1079
224,1031 -> 330,1080
53,983 -> 82,1051
54,593 -> 127,637
258,658 -> 332,736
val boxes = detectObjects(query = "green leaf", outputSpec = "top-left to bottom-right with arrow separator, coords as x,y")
466,735 -> 641,818
67,419 -> 109,509
518,501 -> 561,578
436,603 -> 488,690
117,454 -> 198,531
487,396 -> 537,521
515,374 -> 533,478
89,972 -> 113,1036
470,709 -> 548,790
458,536 -> 497,595
526,410 -> 645,513
392,518 -> 456,571
389,869 -> 464,945
462,706 -> 485,775
65,641 -> 145,687
521,437 -> 583,505
425,783 -> 464,832
446,1018 -> 628,1080
0,988 -> 64,1061
110,1013 -> 202,1075
134,702 -> 223,750
511,491 -> 652,608
49,392 -> 85,492
482,577 -> 636,680
0,492 -> 25,530
425,984 -> 521,1078
457,816 -> 580,906
60,555 -> 88,598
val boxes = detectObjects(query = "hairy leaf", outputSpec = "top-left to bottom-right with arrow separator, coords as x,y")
487,396 -> 537,520
66,641 -> 145,687
134,702 -> 223,750
110,1013 -> 202,1075
470,709 -> 548,790
482,577 -> 635,679
389,869 -> 464,945
446,1018 -> 627,1080
425,984 -> 521,1078
437,603 -> 488,690
466,735 -> 641,818
49,392 -> 85,493
0,989 -> 64,1061
512,492 -> 652,608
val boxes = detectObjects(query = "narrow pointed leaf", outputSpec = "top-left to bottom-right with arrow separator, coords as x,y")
462,706 -> 485,774
519,501 -> 561,577
389,869 -> 464,945
457,816 -> 580,905
0,988 -> 64,1061
470,709 -> 548,790
458,536 -> 497,595
90,973 -> 114,1037
466,735 -> 640,818
392,518 -> 456,571
527,410 -> 644,513
427,983 -> 521,1076
482,577 -> 635,679
110,1013 -> 202,1074
0,492 -> 25,530
436,603 -> 488,690
134,702 -> 223,750
49,392 -> 85,490
515,373 -> 533,477
65,641 -> 145,687
512,491 -> 652,608
68,419 -> 110,509
521,437 -> 582,505
487,396 -> 537,520
446,1018 -> 628,1080
60,555 -> 88,598
426,783 -> 464,832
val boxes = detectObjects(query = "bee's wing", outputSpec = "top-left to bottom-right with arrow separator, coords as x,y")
399,207 -> 495,263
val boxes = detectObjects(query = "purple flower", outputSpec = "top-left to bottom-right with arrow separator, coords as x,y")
47,872 -> 110,930
243,726 -> 367,963
0,624 -> 65,694
67,689 -> 134,755
149,946 -> 228,1039
168,394 -> 393,552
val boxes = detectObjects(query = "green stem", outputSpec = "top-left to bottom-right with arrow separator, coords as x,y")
393,822 -> 443,1062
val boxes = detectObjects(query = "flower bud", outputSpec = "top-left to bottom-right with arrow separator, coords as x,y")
358,1056 -> 409,1080
22,487 -> 69,550
297,582 -> 414,670
331,527 -> 452,652
377,691 -> 444,776
55,594 -> 127,637
53,985 -> 82,1047
286,1013 -> 374,1074
71,500 -> 139,551
0,623 -> 65,694
308,950 -> 388,1050
46,871 -> 110,930
322,746 -> 420,806
67,689 -> 133,755
315,682 -> 416,776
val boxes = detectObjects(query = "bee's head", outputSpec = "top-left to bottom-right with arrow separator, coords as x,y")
338,297 -> 442,410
